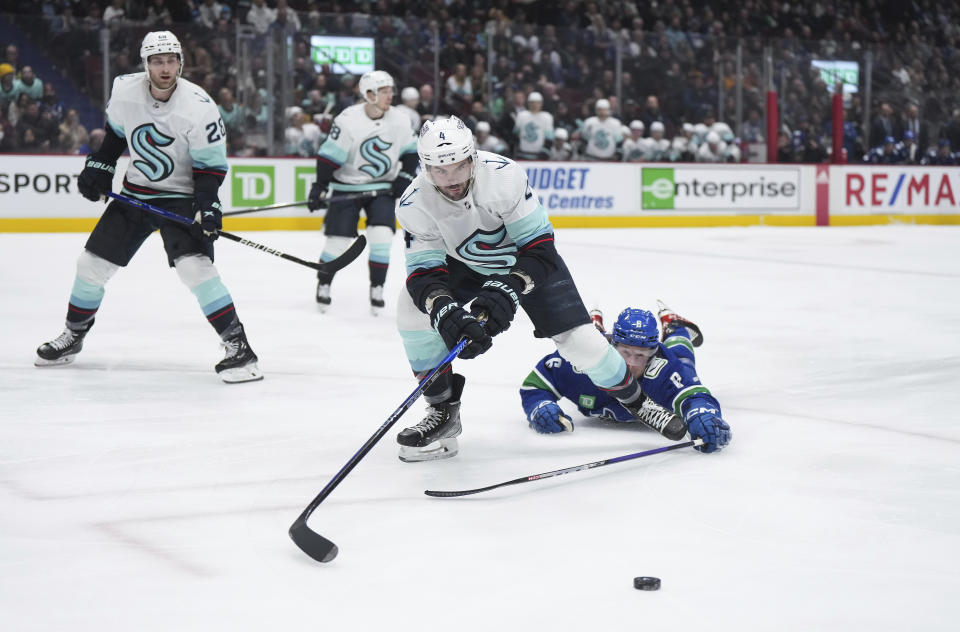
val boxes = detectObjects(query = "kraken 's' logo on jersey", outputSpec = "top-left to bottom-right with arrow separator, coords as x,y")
455,227 -> 516,269
359,136 -> 392,178
130,124 -> 175,181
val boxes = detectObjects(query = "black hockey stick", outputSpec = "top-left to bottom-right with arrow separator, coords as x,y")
222,191 -> 384,217
424,438 -> 704,498
289,338 -> 470,563
106,192 -> 365,274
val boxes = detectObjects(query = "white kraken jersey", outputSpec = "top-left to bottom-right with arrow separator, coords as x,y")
105,73 -> 227,199
581,115 -> 623,159
397,150 -> 553,277
395,103 -> 422,134
514,109 -> 554,157
622,137 -> 646,161
317,103 -> 417,192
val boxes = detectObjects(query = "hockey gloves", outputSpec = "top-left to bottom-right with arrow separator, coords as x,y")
431,298 -> 492,360
192,193 -> 223,242
684,403 -> 731,453
307,181 -> 329,212
77,156 -> 116,202
528,400 -> 573,433
392,171 -> 415,199
471,275 -> 522,337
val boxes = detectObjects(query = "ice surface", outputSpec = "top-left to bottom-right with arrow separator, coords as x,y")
2,225 -> 959,630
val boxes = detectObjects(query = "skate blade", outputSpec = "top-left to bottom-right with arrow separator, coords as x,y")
398,437 -> 459,463
370,304 -> 384,317
219,362 -> 264,384
34,354 -> 76,367
317,302 -> 331,314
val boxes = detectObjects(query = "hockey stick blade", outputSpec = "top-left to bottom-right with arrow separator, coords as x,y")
316,234 -> 366,274
289,517 -> 339,563
424,439 -> 704,498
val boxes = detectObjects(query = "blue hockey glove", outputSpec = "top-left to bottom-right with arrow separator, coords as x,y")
191,193 -> 222,242
431,298 -> 492,360
307,181 -> 329,212
77,156 -> 115,202
528,400 -> 573,433
684,405 -> 731,453
392,171 -> 415,198
471,275 -> 522,336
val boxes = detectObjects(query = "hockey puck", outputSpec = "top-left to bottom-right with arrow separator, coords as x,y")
633,576 -> 661,591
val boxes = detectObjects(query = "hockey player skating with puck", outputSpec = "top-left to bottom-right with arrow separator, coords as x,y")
393,115 -> 670,462
520,303 -> 731,453
34,31 -> 262,383
307,70 -> 419,316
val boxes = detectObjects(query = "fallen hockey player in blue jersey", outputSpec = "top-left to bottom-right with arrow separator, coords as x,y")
519,302 -> 731,453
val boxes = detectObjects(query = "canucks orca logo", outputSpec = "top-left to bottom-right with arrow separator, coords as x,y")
359,136 -> 392,177
456,227 -> 516,269
131,124 -> 175,181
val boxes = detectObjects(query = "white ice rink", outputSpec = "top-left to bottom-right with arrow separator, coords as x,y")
1,225 -> 959,631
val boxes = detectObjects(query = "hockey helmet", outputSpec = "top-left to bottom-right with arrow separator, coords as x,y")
554,127 -> 569,141
140,31 -> 183,75
596,98 -> 611,112
358,70 -> 395,105
475,121 -> 491,134
418,116 -> 477,198
612,308 -> 659,348
401,86 -> 419,103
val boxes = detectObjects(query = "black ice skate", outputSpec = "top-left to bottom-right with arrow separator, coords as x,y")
316,282 -> 331,313
623,395 -> 688,441
35,319 -> 94,367
215,324 -> 263,383
656,300 -> 703,347
397,373 -> 465,462
369,285 -> 385,316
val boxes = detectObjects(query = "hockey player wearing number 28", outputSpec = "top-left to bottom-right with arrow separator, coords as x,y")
520,303 -> 731,453
393,115 -> 676,462
34,31 -> 262,383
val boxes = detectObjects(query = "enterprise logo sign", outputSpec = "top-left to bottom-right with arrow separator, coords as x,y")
642,167 -> 800,210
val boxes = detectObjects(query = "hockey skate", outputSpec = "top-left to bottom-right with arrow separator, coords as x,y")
656,300 -> 703,347
215,324 -> 263,383
397,373 -> 465,462
316,282 -> 332,313
35,319 -> 94,366
370,285 -> 385,316
622,395 -> 688,441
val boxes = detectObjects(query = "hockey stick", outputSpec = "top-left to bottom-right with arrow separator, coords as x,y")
424,438 -> 704,498
105,192 -> 365,274
222,191 -> 384,217
289,338 -> 470,563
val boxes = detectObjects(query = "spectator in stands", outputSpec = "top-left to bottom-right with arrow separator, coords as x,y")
218,87 -> 244,133
15,99 -> 44,149
900,102 -> 927,155
445,63 -> 473,115
742,108 -> 763,143
272,0 -> 301,34
334,73 -> 357,113
418,83 -> 437,120
58,108 -> 88,154
940,109 -> 960,151
102,0 -> 128,27
0,63 -> 19,110
40,82 -> 64,122
145,0 -> 174,26
0,109 -> 14,151
4,44 -> 18,70
870,102 -> 898,148
247,0 -> 277,35
284,106 -> 321,157
197,0 -> 223,29
17,66 -> 42,101
639,95 -> 669,138
7,92 -> 30,127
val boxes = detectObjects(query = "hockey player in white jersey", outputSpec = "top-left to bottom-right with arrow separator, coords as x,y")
396,86 -> 422,134
642,121 -> 672,161
578,98 -> 623,160
513,91 -> 554,160
549,127 -> 576,160
474,120 -> 508,154
35,30 -> 262,383
306,70 -> 419,315
392,116 -> 665,462
621,120 -> 645,161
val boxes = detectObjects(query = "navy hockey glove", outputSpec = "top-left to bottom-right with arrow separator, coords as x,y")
471,275 -> 522,337
77,156 -> 116,202
191,193 -> 222,242
307,181 -> 329,212
528,400 -> 573,433
685,405 -> 731,453
392,171 -> 415,199
431,298 -> 492,360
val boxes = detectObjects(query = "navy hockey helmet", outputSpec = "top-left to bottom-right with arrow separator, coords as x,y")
611,308 -> 659,348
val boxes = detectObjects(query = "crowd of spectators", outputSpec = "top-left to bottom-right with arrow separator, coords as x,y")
2,0 -> 960,165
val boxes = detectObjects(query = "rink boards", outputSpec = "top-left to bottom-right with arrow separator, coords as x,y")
1,155 -> 958,231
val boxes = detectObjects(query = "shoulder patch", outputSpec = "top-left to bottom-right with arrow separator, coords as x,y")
192,90 -> 211,104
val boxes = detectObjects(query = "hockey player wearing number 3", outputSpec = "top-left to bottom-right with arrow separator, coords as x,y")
34,31 -> 262,383
520,303 -> 732,453
393,115 -> 673,462
307,70 -> 419,316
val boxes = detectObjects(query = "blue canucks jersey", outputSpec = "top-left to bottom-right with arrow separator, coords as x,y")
520,329 -> 720,422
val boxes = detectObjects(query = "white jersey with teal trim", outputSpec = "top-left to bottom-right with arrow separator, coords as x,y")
514,110 -> 554,156
397,150 -> 552,278
105,73 -> 227,199
581,115 -> 623,159
317,103 -> 417,192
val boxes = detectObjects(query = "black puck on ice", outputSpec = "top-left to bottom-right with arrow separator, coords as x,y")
634,576 -> 661,591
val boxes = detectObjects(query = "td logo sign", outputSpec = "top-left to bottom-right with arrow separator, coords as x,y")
642,168 -> 676,209
231,166 -> 275,206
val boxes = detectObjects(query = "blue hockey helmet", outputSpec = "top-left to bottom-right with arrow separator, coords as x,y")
611,308 -> 659,348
